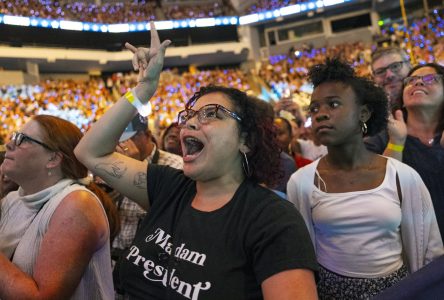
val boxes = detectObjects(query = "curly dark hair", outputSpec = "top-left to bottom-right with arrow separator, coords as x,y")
185,86 -> 281,187
308,58 -> 389,136
405,63 -> 444,133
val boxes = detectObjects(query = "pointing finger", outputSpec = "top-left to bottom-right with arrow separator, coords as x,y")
125,42 -> 137,53
149,21 -> 160,48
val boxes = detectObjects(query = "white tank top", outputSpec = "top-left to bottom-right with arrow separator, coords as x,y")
312,158 -> 403,278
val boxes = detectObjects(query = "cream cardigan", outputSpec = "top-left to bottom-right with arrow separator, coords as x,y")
287,156 -> 444,273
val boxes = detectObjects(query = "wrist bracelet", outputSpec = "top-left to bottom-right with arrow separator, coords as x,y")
124,90 -> 150,117
387,142 -> 404,152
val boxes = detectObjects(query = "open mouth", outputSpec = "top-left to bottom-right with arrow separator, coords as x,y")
411,89 -> 427,96
183,136 -> 204,157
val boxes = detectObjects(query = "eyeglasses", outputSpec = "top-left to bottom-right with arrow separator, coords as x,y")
177,104 -> 242,127
11,131 -> 52,150
373,61 -> 408,77
403,74 -> 443,86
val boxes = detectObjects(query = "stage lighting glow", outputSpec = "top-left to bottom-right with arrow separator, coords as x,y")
4,15 -> 30,26
154,21 -> 174,30
280,5 -> 301,16
60,20 -> 83,31
108,23 -> 130,33
50,20 -> 60,29
324,0 -> 345,6
196,18 -> 216,27
239,14 -> 259,25
0,0 -> 353,30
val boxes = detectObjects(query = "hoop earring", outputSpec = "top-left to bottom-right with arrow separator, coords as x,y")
241,151 -> 252,177
48,169 -> 52,176
361,121 -> 368,135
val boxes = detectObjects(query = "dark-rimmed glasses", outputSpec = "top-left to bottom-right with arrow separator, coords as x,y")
373,61 -> 408,77
177,104 -> 242,127
11,131 -> 53,150
403,74 -> 443,86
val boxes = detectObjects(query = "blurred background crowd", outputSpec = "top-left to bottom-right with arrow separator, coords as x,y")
1,3 -> 443,143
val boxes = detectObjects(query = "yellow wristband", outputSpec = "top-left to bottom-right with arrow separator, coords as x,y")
387,142 -> 404,152
124,90 -> 150,117
124,90 -> 138,104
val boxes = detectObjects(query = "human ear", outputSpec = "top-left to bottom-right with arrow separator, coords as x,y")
46,152 -> 63,168
239,132 -> 250,154
359,105 -> 371,123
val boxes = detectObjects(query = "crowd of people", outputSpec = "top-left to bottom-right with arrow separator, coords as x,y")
0,7 -> 444,299
245,0 -> 307,14
1,10 -> 444,143
0,0 -> 325,23
2,0 -> 359,23
261,10 -> 444,100
0,0 -> 234,23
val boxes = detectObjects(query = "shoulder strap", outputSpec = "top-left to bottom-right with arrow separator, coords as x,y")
151,149 -> 160,164
396,172 -> 403,205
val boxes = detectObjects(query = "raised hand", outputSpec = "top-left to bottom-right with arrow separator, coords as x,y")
387,109 -> 407,145
125,21 -> 171,103
274,100 -> 305,123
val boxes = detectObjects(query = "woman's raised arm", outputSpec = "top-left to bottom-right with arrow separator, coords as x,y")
75,22 -> 171,210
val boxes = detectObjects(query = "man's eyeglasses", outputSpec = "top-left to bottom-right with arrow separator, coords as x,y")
11,131 -> 53,150
373,61 -> 408,77
403,74 -> 443,86
177,104 -> 242,127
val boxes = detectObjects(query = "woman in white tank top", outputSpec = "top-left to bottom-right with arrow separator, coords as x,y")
287,59 -> 443,299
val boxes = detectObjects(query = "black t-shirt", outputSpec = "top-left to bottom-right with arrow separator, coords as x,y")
117,164 -> 317,300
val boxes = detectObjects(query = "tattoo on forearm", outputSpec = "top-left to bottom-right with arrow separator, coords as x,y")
95,161 -> 127,178
133,172 -> 147,189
